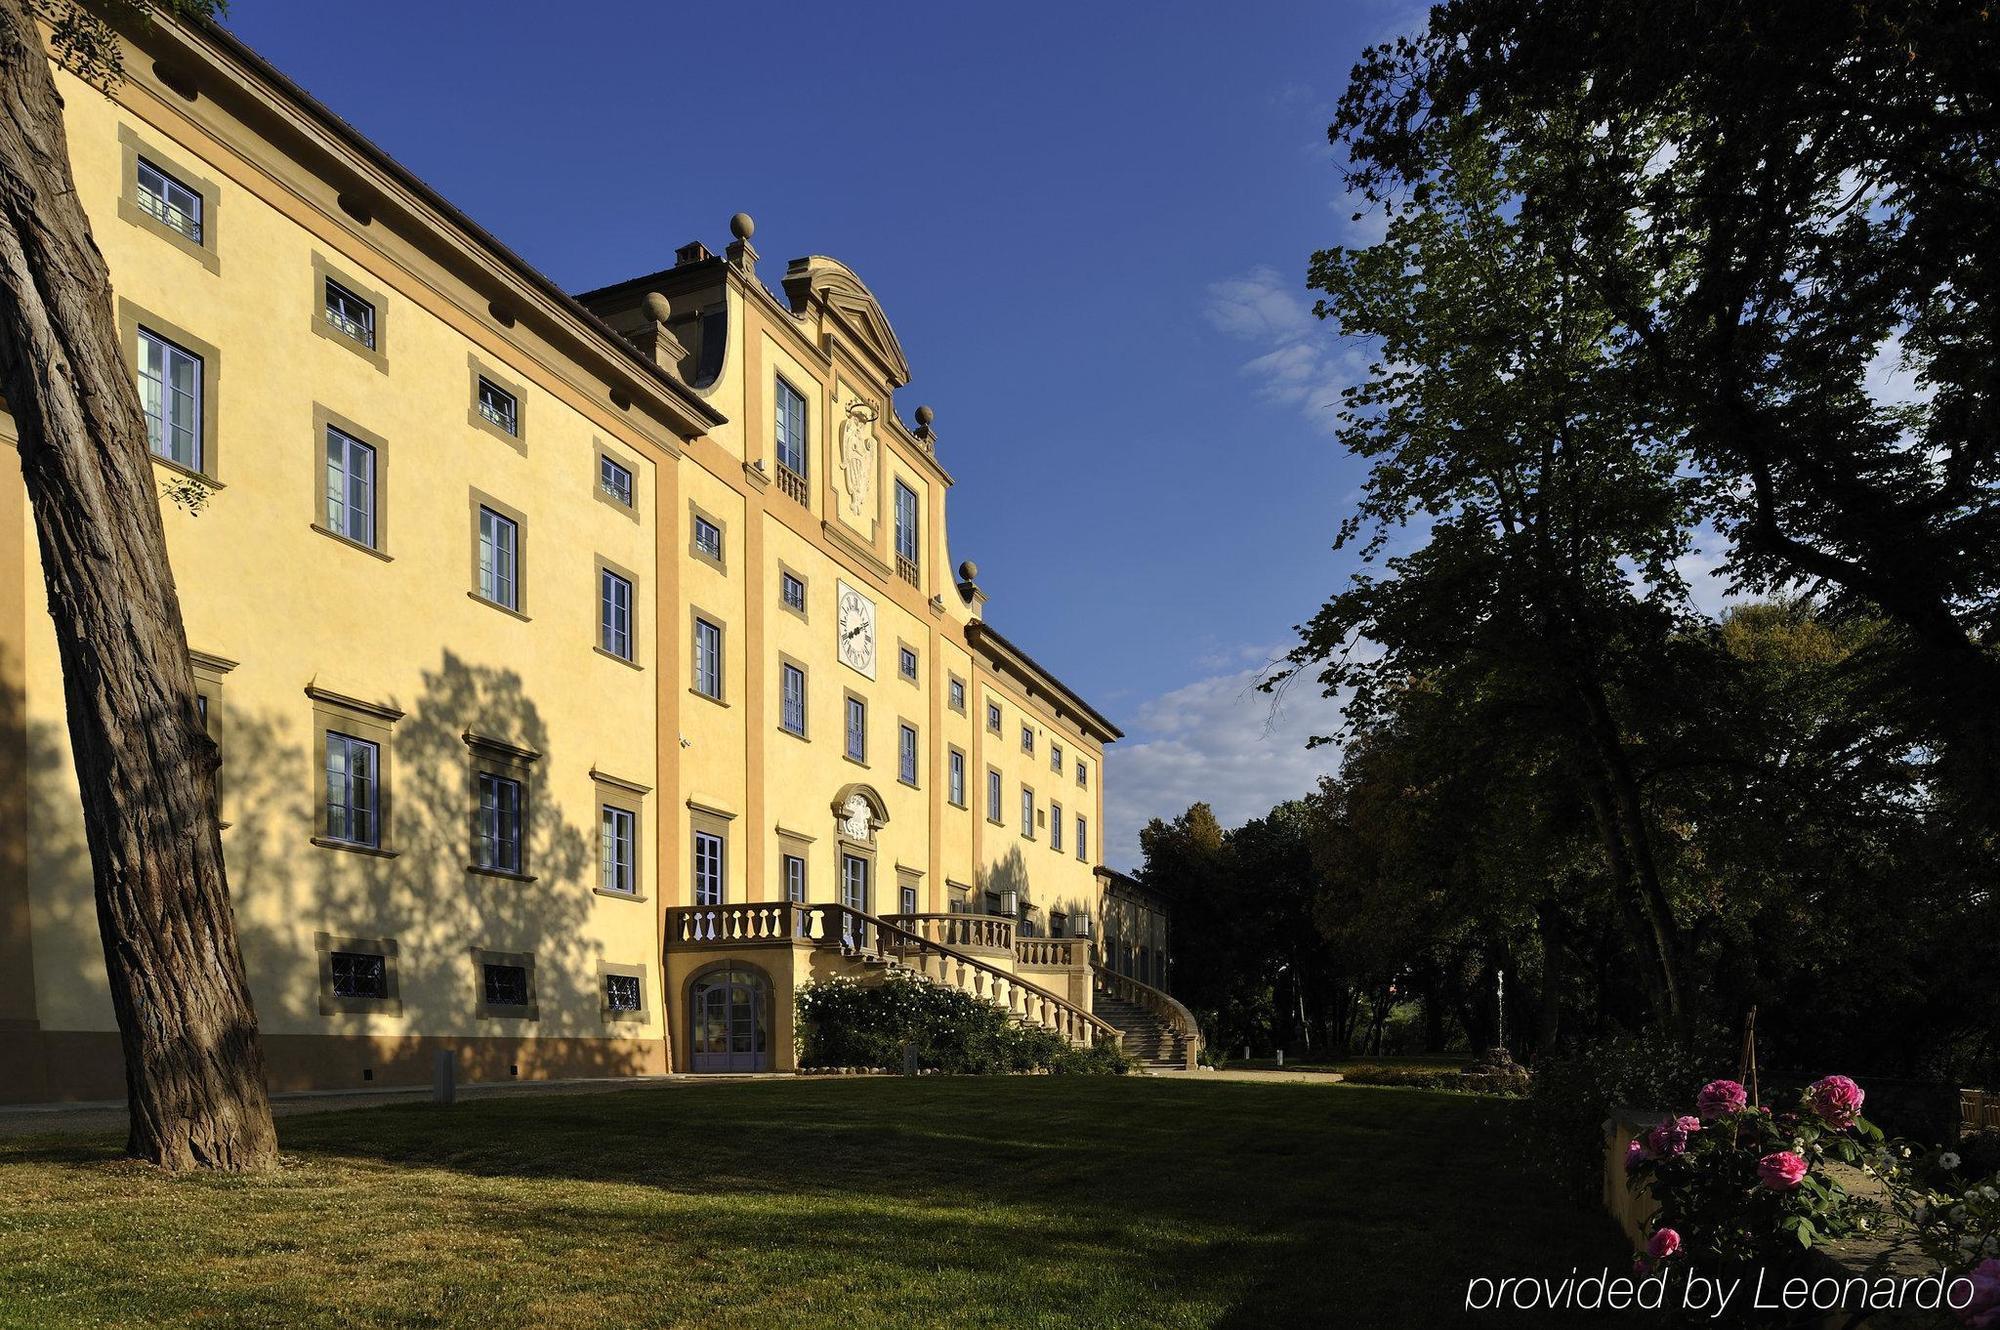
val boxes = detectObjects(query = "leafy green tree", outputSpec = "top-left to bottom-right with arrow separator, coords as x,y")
1334,0 -> 2000,814
0,0 -> 275,1169
1278,107 -> 1702,1018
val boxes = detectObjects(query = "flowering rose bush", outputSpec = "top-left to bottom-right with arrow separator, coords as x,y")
1624,1074 -> 1885,1269
1697,1079 -> 1748,1121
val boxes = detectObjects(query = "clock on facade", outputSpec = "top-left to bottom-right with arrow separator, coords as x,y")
836,580 -> 876,677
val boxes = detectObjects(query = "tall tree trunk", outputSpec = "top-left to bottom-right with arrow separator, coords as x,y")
0,1 -> 275,1170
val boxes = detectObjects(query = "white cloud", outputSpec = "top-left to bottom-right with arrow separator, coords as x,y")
1102,647 -> 1346,873
1203,265 -> 1373,433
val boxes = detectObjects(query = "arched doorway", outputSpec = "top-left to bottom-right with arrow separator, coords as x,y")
687,966 -> 770,1072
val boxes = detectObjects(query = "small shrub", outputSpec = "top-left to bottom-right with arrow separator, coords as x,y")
796,973 -> 1133,1075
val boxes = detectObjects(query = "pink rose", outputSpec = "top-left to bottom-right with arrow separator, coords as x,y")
1646,1228 -> 1681,1260
1758,1150 -> 1808,1190
1956,1258 -> 2000,1329
1625,1138 -> 1649,1172
1647,1114 -> 1702,1158
1696,1079 -> 1748,1120
1807,1075 -> 1865,1129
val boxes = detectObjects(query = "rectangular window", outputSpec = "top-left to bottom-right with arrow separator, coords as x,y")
899,646 -> 919,682
482,962 -> 529,1008
987,702 -> 1002,734
781,571 -> 807,613
323,278 -> 376,349
600,805 -> 636,894
605,973 -> 642,1012
477,507 -> 518,609
948,749 -> 966,806
899,723 -> 918,786
949,678 -> 966,713
1077,815 -> 1088,860
987,768 -> 1002,822
693,617 -> 722,699
475,771 -> 523,873
894,480 -> 920,585
138,327 -> 202,470
600,569 -> 633,661
1051,742 -> 1063,775
1077,760 -> 1088,789
599,455 -> 634,507
784,853 -> 807,903
693,829 -> 725,906
774,376 -> 808,500
322,425 -> 376,548
329,950 -> 387,1000
135,157 -> 202,242
692,514 -> 722,561
845,695 -> 867,762
1052,800 -> 1064,852
840,853 -> 870,913
900,884 -> 919,916
1021,724 -> 1035,755
780,662 -> 807,736
477,376 -> 518,435
323,731 -> 379,847
1022,787 -> 1035,838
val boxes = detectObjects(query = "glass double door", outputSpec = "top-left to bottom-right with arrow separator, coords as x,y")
689,968 -> 768,1072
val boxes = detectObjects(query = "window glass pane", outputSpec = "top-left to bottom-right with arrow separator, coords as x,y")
845,697 -> 866,761
1052,802 -> 1064,851
138,328 -> 202,471
774,377 -> 808,478
987,769 -> 1001,820
477,772 -> 523,872
785,854 -> 806,903
136,158 -> 202,241
324,279 -> 375,348
482,963 -> 528,1006
694,619 -> 721,697
894,481 -> 920,564
600,806 -> 634,893
477,377 -> 518,434
605,973 -> 642,1011
599,455 -> 633,506
1022,789 -> 1034,836
899,724 -> 917,784
949,751 -> 965,805
600,570 -> 632,660
330,951 -> 386,999
478,508 -> 517,608
323,426 -> 376,547
693,830 -> 725,905
780,663 -> 806,735
324,731 -> 379,846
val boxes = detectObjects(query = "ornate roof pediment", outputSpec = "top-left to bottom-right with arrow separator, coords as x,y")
780,256 -> 911,388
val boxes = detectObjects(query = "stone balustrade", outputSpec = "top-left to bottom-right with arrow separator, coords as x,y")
1014,936 -> 1089,969
885,912 -> 1014,955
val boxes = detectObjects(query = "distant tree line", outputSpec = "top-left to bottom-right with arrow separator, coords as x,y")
1144,0 -> 2000,1090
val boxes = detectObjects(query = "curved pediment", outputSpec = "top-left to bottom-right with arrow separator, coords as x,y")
779,255 -> 912,388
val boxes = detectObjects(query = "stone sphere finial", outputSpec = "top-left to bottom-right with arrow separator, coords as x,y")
957,560 -> 979,584
914,405 -> 934,429
729,212 -> 755,241
642,291 -> 672,323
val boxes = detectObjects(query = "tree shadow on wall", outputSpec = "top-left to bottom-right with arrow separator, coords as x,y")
13,645 -> 656,1094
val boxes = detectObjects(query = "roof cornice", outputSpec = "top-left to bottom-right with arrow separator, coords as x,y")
966,621 -> 1122,744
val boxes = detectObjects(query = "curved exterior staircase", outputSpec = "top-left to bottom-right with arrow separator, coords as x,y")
1092,966 -> 1203,1072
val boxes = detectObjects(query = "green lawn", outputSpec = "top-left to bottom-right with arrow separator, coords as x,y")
0,1078 -> 1627,1328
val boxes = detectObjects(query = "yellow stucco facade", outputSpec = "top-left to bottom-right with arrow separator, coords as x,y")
0,13 -> 1148,1099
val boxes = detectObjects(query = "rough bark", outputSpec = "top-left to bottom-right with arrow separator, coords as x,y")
0,0 -> 276,1170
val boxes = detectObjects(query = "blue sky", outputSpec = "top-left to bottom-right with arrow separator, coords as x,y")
224,0 -> 1425,867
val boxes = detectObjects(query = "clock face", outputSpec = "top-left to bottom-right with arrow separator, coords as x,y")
836,581 -> 876,678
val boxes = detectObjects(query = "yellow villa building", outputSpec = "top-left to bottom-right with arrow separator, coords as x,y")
0,11 -> 1191,1101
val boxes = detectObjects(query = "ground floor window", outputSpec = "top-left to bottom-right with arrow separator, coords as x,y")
840,853 -> 870,913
